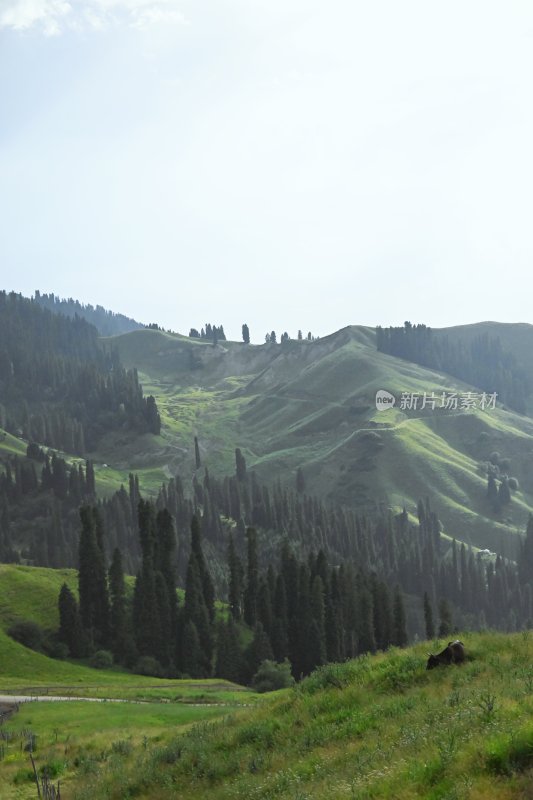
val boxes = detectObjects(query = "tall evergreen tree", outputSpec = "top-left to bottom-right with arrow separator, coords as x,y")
235,448 -> 247,482
78,506 -> 109,647
438,598 -> 453,637
58,583 -> 87,658
242,324 -> 250,344
108,547 -> 132,664
228,533 -> 244,621
190,515 -> 215,621
423,591 -> 435,640
392,585 -> 408,647
244,527 -> 259,627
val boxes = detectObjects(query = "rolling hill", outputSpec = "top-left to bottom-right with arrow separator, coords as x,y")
99,323 -> 533,556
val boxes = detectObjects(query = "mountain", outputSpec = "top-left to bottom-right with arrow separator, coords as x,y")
105,323 -> 533,557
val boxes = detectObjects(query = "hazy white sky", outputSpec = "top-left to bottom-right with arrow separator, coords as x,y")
1,1 -> 533,341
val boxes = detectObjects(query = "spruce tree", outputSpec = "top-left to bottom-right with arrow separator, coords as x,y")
242,324 -> 250,344
183,553 -> 213,676
181,620 -> 204,677
58,583 -> 87,658
308,575 -> 327,671
108,547 -> 134,665
228,533 -> 244,621
244,527 -> 259,627
78,506 -> 109,647
392,585 -> 408,647
190,515 -> 215,621
438,598 -> 453,636
215,618 -> 243,682
423,591 -> 435,640
245,622 -> 273,683
235,448 -> 247,482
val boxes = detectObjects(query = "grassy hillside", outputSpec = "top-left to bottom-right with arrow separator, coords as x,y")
0,564 -> 250,703
35,631 -> 533,800
102,325 -> 533,555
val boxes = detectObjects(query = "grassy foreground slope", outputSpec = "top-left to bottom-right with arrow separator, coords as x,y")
69,631 -> 533,800
106,326 -> 533,554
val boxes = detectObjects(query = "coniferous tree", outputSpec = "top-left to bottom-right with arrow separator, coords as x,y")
423,591 -> 435,639
182,549 -> 213,676
245,622 -> 273,683
228,533 -> 244,621
181,620 -> 204,677
58,583 -> 87,658
108,547 -> 133,664
519,515 -> 533,584
392,585 -> 408,647
235,448 -> 247,482
438,598 -> 453,637
242,324 -> 250,344
190,514 -> 215,621
308,575 -> 326,670
78,506 -> 109,647
215,618 -> 242,682
194,436 -> 201,470
244,527 -> 259,627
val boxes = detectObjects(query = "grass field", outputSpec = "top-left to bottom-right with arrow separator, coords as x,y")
0,563 -> 259,799
36,630 -> 533,800
0,700 -> 240,800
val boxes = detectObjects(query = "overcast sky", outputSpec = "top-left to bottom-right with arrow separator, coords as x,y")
1,1 -> 533,341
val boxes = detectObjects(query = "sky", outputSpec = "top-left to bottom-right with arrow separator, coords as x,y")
1,1 -> 533,342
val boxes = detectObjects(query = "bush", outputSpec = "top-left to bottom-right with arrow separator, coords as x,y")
8,620 -> 45,652
89,650 -> 114,670
43,640 -> 69,660
251,659 -> 295,693
508,477 -> 519,491
134,656 -> 164,677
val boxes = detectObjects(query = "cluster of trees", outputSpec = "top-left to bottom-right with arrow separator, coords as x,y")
486,451 -> 519,514
0,292 -> 160,452
4,437 -> 533,637
264,331 -> 316,344
57,501 -> 410,681
376,322 -> 529,413
56,493 -> 533,682
188,324 -> 226,343
0,451 -> 97,566
33,291 -> 142,337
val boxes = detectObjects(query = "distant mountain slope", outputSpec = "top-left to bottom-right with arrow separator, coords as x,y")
33,290 -> 143,336
106,324 -> 533,556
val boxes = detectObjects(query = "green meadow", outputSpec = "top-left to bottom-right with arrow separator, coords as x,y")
47,631 -> 533,800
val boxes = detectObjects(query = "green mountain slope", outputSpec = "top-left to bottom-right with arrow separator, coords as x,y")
104,325 -> 533,555
63,631 -> 533,800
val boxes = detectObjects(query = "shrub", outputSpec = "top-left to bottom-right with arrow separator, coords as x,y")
251,659 -> 295,693
43,640 -> 69,660
134,656 -> 164,677
89,650 -> 114,669
486,728 -> 533,775
508,477 -> 519,491
8,620 -> 45,652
